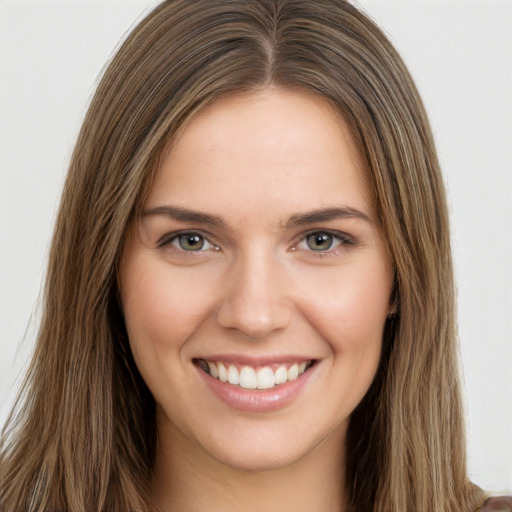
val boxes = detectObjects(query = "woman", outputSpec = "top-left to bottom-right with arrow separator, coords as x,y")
0,1 -> 509,511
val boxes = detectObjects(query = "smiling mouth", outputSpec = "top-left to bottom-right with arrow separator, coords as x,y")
194,359 -> 314,390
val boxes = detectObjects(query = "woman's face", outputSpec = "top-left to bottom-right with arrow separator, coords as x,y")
121,89 -> 393,471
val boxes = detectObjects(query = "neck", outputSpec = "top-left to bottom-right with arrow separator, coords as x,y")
149,418 -> 347,512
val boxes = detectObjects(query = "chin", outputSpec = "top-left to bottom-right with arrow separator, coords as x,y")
207,441 -> 309,473
191,415 -> 346,474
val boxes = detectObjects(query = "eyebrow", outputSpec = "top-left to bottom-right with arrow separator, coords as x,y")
142,205 -> 227,228
141,205 -> 372,228
284,206 -> 373,228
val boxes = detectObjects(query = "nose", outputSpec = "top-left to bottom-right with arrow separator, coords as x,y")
216,251 -> 293,339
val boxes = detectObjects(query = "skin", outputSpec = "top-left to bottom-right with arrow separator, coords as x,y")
120,89 -> 394,512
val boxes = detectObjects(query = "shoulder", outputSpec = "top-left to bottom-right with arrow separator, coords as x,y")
479,496 -> 512,512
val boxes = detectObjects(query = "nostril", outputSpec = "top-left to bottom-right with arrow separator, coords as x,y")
216,301 -> 292,339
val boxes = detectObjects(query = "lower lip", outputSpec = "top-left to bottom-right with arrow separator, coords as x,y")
196,364 -> 315,413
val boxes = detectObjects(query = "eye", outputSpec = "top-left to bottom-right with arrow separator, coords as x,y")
296,230 -> 354,253
306,232 -> 335,251
175,233 -> 207,251
159,232 -> 219,252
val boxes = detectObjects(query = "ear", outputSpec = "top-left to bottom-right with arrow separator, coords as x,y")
388,277 -> 399,317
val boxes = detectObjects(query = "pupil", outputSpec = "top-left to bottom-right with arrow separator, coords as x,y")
180,234 -> 203,251
308,233 -> 332,251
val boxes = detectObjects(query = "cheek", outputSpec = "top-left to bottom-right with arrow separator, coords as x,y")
296,258 -> 392,351
121,255 -> 218,360
314,264 -> 390,410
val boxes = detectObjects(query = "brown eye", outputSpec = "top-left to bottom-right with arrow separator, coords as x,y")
306,232 -> 334,251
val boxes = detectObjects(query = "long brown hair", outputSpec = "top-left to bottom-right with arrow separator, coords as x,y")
1,1 -> 485,510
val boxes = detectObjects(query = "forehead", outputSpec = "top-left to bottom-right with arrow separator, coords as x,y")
146,89 -> 373,222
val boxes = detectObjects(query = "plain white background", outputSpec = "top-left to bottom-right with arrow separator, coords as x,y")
0,0 -> 510,493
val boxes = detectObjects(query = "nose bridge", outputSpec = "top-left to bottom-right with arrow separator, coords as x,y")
217,247 -> 292,339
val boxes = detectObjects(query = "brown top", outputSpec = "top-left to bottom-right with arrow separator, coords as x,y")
480,496 -> 512,512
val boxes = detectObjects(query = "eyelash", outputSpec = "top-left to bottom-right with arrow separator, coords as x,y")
295,229 -> 355,256
157,230 -> 220,253
157,229 -> 355,256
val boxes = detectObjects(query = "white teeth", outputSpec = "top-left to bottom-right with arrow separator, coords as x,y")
227,365 -> 239,385
274,365 -> 288,385
239,367 -> 257,389
199,359 -> 311,389
218,362 -> 228,382
256,367 -> 275,389
208,361 -> 218,378
287,362 -> 299,381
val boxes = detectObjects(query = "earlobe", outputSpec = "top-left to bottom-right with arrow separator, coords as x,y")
388,298 -> 399,317
387,278 -> 399,317
387,310 -> 397,320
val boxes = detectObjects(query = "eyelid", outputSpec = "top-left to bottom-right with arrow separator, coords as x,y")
156,228 -> 355,254
157,230 -> 219,251
294,229 -> 356,253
